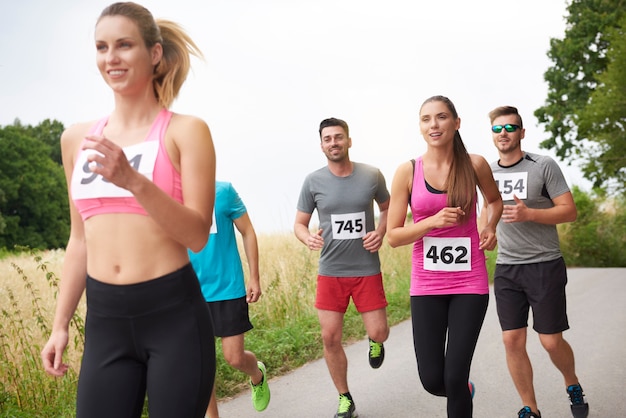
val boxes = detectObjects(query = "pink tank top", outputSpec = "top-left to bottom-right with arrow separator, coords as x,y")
70,109 -> 183,220
409,157 -> 488,296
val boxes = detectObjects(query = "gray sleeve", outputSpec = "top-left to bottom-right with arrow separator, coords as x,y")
542,156 -> 571,200
375,169 -> 390,204
296,175 -> 315,214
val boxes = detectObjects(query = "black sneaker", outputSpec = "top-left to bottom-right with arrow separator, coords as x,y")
567,384 -> 589,418
368,338 -> 385,369
518,406 -> 541,418
334,394 -> 357,418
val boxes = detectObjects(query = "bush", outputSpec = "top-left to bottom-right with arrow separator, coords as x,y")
559,187 -> 626,267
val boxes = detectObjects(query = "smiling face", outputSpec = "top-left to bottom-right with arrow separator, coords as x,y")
419,99 -> 460,149
94,15 -> 162,96
491,114 -> 525,157
320,125 -> 351,162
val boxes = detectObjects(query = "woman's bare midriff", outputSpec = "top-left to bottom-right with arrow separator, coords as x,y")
84,213 -> 191,284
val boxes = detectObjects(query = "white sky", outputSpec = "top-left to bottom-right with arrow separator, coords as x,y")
0,0 -> 589,233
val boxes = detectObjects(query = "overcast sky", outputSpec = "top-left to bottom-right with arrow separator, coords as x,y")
0,0 -> 588,233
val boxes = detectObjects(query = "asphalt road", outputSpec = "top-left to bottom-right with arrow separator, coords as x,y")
217,268 -> 625,417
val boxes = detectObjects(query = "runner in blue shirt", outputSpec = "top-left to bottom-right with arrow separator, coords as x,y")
189,181 -> 270,417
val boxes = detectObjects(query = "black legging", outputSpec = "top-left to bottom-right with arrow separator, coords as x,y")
411,294 -> 488,418
76,264 -> 215,418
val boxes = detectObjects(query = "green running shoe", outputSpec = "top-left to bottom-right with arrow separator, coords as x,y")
368,338 -> 385,369
250,361 -> 270,411
334,394 -> 357,418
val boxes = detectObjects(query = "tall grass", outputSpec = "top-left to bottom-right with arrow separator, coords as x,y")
0,236 -> 413,416
0,249 -> 84,417
5,193 -> 617,416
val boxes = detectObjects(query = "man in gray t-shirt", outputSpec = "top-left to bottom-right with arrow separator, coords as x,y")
486,106 -> 588,418
294,117 -> 390,418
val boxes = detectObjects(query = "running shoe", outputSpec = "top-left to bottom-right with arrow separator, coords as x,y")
368,338 -> 385,369
334,394 -> 357,418
250,361 -> 270,411
518,406 -> 541,418
468,380 -> 475,399
567,384 -> 589,418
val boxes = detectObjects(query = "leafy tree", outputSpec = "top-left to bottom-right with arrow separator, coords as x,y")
534,0 -> 625,192
577,15 -> 626,194
10,118 -> 64,165
0,125 -> 69,249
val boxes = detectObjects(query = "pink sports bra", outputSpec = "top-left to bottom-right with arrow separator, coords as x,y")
70,109 -> 183,220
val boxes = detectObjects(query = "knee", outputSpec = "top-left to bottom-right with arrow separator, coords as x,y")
223,351 -> 245,369
539,333 -> 566,354
369,326 -> 390,344
321,331 -> 342,351
418,366 -> 446,397
421,376 -> 446,397
502,330 -> 526,353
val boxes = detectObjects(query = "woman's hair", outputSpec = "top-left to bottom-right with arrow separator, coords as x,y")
97,2 -> 203,108
421,95 -> 476,223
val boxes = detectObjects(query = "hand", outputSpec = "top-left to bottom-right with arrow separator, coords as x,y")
478,226 -> 497,251
502,195 -> 529,223
41,330 -> 70,377
83,135 -> 140,191
246,280 -> 262,303
431,207 -> 465,229
306,229 -> 324,251
362,230 -> 383,253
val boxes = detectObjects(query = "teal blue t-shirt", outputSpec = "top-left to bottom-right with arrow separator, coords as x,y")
188,181 -> 247,302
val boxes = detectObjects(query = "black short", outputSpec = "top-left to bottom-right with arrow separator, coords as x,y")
494,257 -> 569,334
207,296 -> 254,338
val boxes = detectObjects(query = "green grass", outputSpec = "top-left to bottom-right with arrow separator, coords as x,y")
0,239 -> 412,417
2,189 -> 622,416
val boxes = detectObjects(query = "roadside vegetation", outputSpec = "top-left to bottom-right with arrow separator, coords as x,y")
2,187 -> 624,416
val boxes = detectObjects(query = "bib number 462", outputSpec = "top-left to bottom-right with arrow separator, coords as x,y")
423,237 -> 471,272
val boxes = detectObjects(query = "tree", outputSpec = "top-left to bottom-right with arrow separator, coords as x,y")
577,15 -> 626,194
534,0 -> 625,193
11,118 -> 64,165
0,124 -> 69,250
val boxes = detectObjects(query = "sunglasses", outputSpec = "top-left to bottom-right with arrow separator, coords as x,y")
492,124 -> 521,133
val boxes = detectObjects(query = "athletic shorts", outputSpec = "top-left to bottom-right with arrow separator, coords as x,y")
207,296 -> 253,338
315,273 -> 388,313
494,257 -> 569,334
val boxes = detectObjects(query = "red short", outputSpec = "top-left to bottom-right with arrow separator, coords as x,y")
315,273 -> 388,313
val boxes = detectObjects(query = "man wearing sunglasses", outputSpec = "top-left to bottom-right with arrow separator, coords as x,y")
484,106 -> 589,418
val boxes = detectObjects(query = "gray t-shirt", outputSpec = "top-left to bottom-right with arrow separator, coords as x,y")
297,162 -> 390,276
491,152 -> 571,264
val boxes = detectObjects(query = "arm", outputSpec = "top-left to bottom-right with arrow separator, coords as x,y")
472,154 -> 503,251
41,125 -> 89,376
83,115 -> 216,252
233,212 -> 261,303
503,192 -> 577,225
294,210 -> 323,250
363,199 -> 389,253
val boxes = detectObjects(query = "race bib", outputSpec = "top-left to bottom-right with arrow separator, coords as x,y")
423,237 -> 471,272
493,172 -> 528,201
71,141 -> 159,199
331,211 -> 366,240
